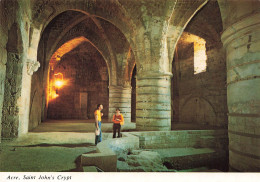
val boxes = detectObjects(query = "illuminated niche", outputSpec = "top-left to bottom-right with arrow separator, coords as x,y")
194,38 -> 207,74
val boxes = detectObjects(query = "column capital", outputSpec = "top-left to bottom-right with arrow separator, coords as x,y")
221,12 -> 260,48
27,59 -> 40,76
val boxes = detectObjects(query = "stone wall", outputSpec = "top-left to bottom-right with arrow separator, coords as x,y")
174,47 -> 227,128
132,130 -> 228,150
1,0 -> 32,138
220,1 -> 260,172
47,52 -> 109,119
0,0 -> 9,141
172,1 -> 227,128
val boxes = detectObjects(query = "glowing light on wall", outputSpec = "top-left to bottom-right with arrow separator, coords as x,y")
55,80 -> 63,88
194,39 -> 207,74
54,73 -> 64,88
51,91 -> 59,99
49,72 -> 67,101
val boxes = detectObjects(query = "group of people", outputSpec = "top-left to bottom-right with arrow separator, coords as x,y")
94,104 -> 124,145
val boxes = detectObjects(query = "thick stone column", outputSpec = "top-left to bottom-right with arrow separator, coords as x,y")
1,52 -> 23,138
0,48 -> 7,142
221,13 -> 260,172
108,85 -> 131,124
136,72 -> 172,131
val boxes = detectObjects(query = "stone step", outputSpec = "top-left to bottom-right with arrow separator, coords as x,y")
148,147 -> 228,171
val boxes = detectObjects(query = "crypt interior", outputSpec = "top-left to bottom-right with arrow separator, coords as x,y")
0,0 -> 259,172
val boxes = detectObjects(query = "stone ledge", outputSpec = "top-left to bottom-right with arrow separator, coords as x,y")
132,130 -> 228,149
81,132 -> 139,172
81,152 -> 117,172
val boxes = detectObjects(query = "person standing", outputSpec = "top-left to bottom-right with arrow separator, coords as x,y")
112,108 -> 124,138
94,104 -> 103,145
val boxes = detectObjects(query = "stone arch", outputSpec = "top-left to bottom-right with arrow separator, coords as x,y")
49,36 -> 112,85
30,1 -> 138,60
47,47 -> 109,120
167,0 -> 208,68
43,13 -> 117,86
30,9 -> 138,87
122,48 -> 136,87
28,5 -> 138,128
180,96 -> 217,126
170,0 -> 225,129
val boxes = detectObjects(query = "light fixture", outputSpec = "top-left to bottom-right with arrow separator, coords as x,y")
54,73 -> 64,88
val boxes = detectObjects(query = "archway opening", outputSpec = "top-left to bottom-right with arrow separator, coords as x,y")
29,10 -> 115,131
47,40 -> 109,121
171,0 -> 226,130
29,9 -> 135,132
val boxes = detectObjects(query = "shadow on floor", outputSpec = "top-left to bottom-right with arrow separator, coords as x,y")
12,143 -> 95,148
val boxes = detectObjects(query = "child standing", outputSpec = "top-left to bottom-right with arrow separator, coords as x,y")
112,108 -> 124,138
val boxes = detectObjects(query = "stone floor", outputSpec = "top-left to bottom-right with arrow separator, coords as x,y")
0,120 -> 226,172
31,119 -> 222,133
0,132 -> 97,172
31,119 -> 136,132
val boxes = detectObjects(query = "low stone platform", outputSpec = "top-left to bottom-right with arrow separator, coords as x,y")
0,127 -> 228,172
81,132 -> 139,172
150,148 -> 228,171
81,130 -> 228,172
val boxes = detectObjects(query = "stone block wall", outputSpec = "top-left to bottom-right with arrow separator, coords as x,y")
2,52 -> 23,138
172,1 -> 227,128
0,0 -> 9,141
0,0 -> 33,138
174,48 -> 227,127
132,130 -> 228,150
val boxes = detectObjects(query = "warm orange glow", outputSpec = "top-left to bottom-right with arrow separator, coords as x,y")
56,56 -> 61,61
50,36 -> 88,64
54,73 -> 64,88
52,92 -> 59,99
48,72 -> 67,101
49,90 -> 59,100
55,80 -> 63,88
54,73 -> 63,79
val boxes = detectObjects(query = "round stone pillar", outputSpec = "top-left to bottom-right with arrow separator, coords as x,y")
108,85 -> 132,124
221,13 -> 260,172
136,72 -> 172,131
